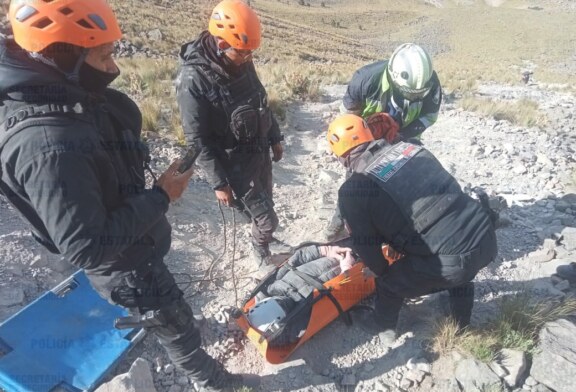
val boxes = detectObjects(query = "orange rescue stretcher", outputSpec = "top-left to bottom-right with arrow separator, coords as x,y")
234,243 -> 404,363
234,250 -> 384,364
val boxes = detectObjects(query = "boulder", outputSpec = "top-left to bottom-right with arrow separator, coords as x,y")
455,358 -> 502,392
94,358 -> 156,392
498,349 -> 528,387
531,319 -> 576,392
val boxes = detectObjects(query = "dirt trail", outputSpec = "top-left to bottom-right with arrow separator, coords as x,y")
1,82 -> 575,391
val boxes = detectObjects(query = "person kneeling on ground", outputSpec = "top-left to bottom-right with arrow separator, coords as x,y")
327,114 -> 498,346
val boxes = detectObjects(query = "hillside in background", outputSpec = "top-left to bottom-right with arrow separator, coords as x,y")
109,0 -> 576,90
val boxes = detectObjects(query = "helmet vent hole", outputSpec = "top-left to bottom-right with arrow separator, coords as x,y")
330,135 -> 340,143
15,6 -> 38,22
76,19 -> 94,29
32,17 -> 53,29
345,125 -> 354,131
401,71 -> 409,80
228,24 -> 236,30
233,33 -> 241,42
88,14 -> 108,30
212,13 -> 222,21
216,23 -> 224,29
59,7 -> 73,16
240,34 -> 248,44
42,0 -> 56,3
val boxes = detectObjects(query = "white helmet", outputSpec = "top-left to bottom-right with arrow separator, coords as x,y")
386,43 -> 434,101
247,297 -> 287,332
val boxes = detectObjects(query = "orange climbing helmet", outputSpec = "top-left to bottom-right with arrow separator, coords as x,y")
9,0 -> 122,53
327,114 -> 375,157
208,0 -> 262,50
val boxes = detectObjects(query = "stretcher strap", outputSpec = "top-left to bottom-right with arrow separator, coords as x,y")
257,269 -> 353,344
243,239 -> 352,307
290,270 -> 352,326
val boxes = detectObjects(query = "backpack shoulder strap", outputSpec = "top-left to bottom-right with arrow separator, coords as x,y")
0,102 -> 85,150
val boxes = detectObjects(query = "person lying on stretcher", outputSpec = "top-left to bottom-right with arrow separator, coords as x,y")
248,244 -> 356,346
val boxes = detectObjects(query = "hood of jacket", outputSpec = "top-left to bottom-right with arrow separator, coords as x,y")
179,30 -> 249,79
0,39 -> 87,103
179,31 -> 215,67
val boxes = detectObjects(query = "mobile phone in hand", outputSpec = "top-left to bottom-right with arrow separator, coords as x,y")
178,145 -> 201,173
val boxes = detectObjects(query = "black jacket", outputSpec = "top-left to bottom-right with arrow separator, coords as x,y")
175,31 -> 282,190
0,39 -> 171,273
338,141 -> 493,276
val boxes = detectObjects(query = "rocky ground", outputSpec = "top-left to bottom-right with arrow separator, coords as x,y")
1,77 -> 576,392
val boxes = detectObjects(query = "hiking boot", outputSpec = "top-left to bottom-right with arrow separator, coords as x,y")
556,262 -> 576,284
269,237 -> 294,254
350,307 -> 397,347
252,264 -> 276,282
251,241 -> 271,268
196,372 -> 261,391
324,208 -> 346,242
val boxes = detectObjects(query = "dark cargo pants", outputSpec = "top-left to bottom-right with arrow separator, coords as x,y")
228,152 -> 278,246
374,229 -> 498,329
85,259 -> 227,389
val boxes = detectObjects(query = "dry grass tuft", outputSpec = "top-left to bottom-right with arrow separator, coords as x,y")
460,97 -> 548,128
431,293 -> 576,363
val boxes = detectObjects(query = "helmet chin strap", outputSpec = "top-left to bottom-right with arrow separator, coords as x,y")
390,87 -> 410,116
28,48 -> 89,85
65,48 -> 89,84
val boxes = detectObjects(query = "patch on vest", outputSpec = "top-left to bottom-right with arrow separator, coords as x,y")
366,142 -> 422,182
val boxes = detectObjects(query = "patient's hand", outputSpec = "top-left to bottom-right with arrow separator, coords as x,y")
339,250 -> 356,272
320,245 -> 352,261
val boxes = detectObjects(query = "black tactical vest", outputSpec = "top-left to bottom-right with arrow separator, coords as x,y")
199,65 -> 273,148
362,141 -> 463,250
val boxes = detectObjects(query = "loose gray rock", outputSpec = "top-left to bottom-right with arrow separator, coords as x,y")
489,361 -> 508,378
455,358 -> 502,392
560,227 -> 576,250
430,378 -> 462,392
94,358 -> 156,392
407,356 -> 431,373
532,384 -> 555,392
531,319 -> 576,392
405,369 -> 426,384
399,377 -> 413,390
499,349 -> 528,388
524,376 -> 538,387
528,248 -> 556,263
163,363 -> 175,374
147,29 -> 163,41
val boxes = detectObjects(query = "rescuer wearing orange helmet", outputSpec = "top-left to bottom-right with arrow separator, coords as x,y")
327,114 -> 497,345
1,0 -> 258,390
176,0 -> 285,269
